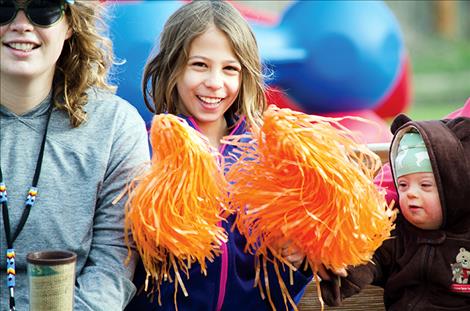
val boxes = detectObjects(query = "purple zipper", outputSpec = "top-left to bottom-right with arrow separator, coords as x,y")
187,116 -> 244,311
215,118 -> 244,311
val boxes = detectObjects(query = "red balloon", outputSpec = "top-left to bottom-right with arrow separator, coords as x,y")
374,55 -> 412,119
266,87 -> 302,111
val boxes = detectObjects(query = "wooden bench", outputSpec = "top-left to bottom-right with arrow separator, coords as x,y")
298,282 -> 385,311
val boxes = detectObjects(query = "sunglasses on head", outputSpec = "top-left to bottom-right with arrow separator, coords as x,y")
0,0 -> 74,27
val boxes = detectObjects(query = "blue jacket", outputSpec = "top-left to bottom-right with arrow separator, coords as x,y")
126,115 -> 312,311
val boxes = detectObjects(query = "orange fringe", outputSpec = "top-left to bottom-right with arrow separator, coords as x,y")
125,114 -> 231,306
223,105 -> 396,310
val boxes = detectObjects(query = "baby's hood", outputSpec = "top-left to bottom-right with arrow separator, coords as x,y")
389,114 -> 470,233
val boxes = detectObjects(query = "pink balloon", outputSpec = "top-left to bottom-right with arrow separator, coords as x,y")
266,88 -> 392,144
321,110 -> 392,144
446,97 -> 470,118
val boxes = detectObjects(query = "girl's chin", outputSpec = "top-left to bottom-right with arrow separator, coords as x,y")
198,102 -> 223,113
193,115 -> 224,124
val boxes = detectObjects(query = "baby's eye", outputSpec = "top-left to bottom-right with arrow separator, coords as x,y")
397,182 -> 407,189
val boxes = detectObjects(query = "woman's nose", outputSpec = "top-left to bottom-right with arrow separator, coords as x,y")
9,11 -> 34,33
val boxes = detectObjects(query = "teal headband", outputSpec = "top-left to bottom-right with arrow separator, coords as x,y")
394,131 -> 432,178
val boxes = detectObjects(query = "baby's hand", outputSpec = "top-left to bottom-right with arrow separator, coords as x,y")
317,265 -> 348,281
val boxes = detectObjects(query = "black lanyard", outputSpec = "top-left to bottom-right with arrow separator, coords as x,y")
1,104 -> 53,311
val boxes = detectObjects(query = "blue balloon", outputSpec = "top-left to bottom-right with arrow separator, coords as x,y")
108,1 -> 182,125
257,0 -> 404,113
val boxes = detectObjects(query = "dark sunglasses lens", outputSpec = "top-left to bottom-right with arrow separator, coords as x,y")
28,0 -> 63,26
0,0 -> 16,25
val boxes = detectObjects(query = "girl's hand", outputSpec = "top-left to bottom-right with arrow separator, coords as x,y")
279,240 -> 305,269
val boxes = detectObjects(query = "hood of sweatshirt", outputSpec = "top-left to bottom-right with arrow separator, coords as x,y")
389,114 -> 470,233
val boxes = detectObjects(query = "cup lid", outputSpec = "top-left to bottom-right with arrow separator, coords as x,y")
27,250 -> 77,265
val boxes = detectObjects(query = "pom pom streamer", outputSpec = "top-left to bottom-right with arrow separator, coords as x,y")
223,106 -> 396,310
125,114 -> 231,308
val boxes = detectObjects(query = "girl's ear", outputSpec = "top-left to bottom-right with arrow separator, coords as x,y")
390,114 -> 412,134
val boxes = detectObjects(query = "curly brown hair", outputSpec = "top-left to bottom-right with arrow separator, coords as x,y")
54,0 -> 115,127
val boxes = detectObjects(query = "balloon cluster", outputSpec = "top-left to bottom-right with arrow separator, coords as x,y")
108,0 -> 410,143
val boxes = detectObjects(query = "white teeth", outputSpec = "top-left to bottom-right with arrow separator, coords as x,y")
198,96 -> 222,104
9,43 -> 36,51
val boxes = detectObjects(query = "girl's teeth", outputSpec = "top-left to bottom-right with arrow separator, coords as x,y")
199,96 -> 222,104
9,43 -> 35,51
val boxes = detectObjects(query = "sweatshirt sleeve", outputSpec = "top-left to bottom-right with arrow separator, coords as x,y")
320,263 -> 377,307
319,238 -> 395,307
74,107 -> 150,310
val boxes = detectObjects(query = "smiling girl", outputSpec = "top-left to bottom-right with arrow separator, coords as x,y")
126,1 -> 311,310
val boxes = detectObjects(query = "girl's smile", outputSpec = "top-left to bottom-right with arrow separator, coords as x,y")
176,24 -> 241,136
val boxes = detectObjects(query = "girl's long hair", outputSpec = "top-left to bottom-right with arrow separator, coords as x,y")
142,0 -> 267,129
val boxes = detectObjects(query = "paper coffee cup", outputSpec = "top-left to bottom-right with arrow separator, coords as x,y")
27,250 -> 77,311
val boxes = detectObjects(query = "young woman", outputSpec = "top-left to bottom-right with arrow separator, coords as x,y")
0,1 -> 149,309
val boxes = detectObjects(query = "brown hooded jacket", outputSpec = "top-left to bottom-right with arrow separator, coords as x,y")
320,115 -> 470,310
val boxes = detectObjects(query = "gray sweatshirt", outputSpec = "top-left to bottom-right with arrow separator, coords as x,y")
0,89 -> 150,310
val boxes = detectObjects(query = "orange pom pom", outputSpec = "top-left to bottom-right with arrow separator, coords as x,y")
125,114 -> 231,306
224,105 -> 396,310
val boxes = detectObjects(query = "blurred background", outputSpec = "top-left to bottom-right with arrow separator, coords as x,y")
109,0 -> 469,143
234,0 -> 470,121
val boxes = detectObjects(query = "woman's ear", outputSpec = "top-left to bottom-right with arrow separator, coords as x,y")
66,26 -> 73,40
390,114 -> 412,135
